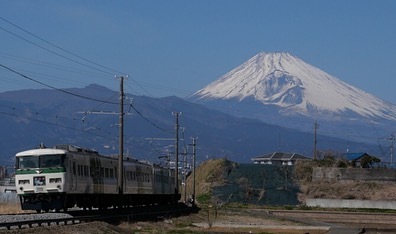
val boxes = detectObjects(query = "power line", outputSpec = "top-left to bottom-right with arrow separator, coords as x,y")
125,78 -> 153,97
129,103 -> 172,133
0,105 -> 162,156
0,53 -> 110,80
0,110 -> 115,141
0,22 -> 115,76
0,63 -> 119,104
0,17 -> 125,76
0,17 -> 198,99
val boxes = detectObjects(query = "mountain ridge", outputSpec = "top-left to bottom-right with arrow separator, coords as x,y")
0,84 -> 380,165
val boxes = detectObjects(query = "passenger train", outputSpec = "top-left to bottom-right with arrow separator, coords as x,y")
15,144 -> 180,212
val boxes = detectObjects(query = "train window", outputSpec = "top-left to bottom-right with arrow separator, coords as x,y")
77,165 -> 81,176
105,168 -> 109,178
110,168 -> 114,178
73,162 -> 76,175
40,154 -> 65,168
84,166 -> 89,177
90,166 -> 94,176
100,167 -> 104,177
17,156 -> 38,169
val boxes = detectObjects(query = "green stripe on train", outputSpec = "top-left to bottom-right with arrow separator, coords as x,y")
15,168 -> 66,174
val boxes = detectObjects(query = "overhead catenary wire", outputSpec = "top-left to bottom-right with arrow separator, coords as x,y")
0,103 -> 116,137
0,110 -> 115,141
0,105 -> 156,155
128,103 -> 172,133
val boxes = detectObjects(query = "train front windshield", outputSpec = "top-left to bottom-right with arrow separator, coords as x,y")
17,154 -> 66,169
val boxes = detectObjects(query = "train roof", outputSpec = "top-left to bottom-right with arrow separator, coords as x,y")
15,145 -> 168,169
15,144 -> 99,157
54,144 -> 99,155
16,148 -> 67,157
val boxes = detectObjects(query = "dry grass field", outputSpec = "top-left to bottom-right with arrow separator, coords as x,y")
293,159 -> 396,202
0,201 -> 25,214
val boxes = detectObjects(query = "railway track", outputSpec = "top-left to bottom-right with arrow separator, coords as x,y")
0,203 -> 198,231
212,208 -> 396,233
268,209 -> 396,223
267,209 -> 396,231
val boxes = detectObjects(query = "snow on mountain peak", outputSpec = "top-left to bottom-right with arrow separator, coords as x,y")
192,52 -> 396,119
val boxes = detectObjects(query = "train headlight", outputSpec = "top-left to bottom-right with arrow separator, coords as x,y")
18,179 -> 30,185
49,178 -> 62,183
19,187 -> 23,191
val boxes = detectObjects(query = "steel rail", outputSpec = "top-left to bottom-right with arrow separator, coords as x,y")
0,203 -> 199,231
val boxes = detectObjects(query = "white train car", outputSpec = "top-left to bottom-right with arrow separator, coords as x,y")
15,144 -> 180,212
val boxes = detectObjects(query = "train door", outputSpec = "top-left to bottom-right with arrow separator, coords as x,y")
67,157 -> 77,192
90,156 -> 103,193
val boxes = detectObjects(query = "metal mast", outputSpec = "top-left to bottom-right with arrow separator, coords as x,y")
172,112 -> 180,194
118,76 -> 125,195
313,121 -> 319,160
192,137 -> 197,206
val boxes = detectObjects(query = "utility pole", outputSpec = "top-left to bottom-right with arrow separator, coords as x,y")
313,121 -> 319,160
183,148 -> 187,202
172,112 -> 180,194
117,76 -> 125,196
191,137 -> 197,206
389,134 -> 395,165
76,76 -> 127,207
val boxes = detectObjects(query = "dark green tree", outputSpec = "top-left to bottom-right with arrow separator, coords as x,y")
360,155 -> 381,168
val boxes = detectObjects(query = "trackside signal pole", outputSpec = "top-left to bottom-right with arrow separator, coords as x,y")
118,76 -> 125,196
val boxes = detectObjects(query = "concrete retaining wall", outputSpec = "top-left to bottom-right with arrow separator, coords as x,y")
306,198 -> 396,209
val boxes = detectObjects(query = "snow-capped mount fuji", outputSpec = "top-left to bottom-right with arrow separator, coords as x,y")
189,52 -> 396,144
192,52 -> 396,120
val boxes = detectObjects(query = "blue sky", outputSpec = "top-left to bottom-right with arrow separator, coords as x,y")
1,1 -> 396,103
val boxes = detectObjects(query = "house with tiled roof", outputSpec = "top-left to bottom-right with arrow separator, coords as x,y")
340,152 -> 370,168
251,152 -> 311,166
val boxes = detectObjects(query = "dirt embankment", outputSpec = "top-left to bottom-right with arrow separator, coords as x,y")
294,160 -> 396,202
186,158 -> 396,205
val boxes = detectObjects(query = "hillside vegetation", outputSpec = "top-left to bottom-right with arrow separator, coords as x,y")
185,158 -> 237,203
185,158 -> 299,206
